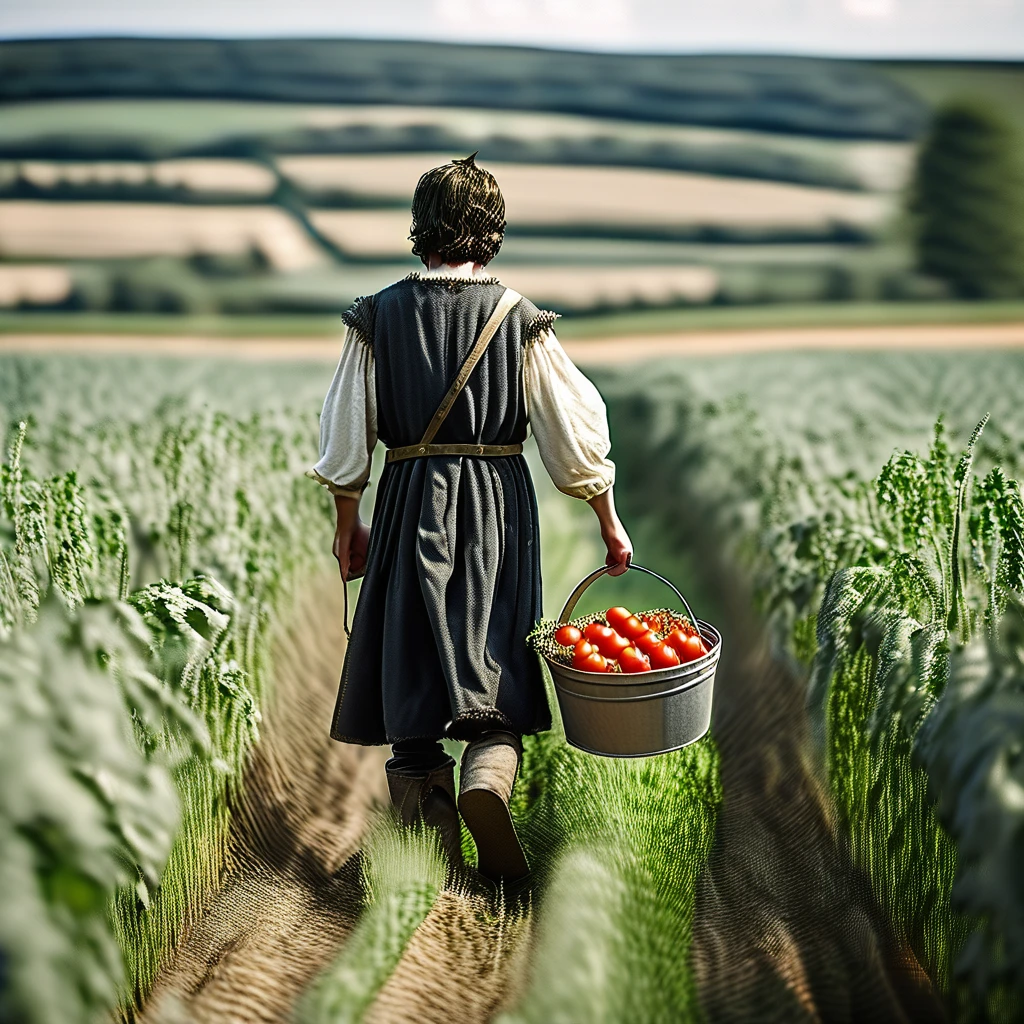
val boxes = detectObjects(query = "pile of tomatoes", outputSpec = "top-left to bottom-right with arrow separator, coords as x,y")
554,606 -> 710,674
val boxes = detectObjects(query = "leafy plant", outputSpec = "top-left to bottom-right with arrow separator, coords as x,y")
0,592 -> 197,1024
0,392 -> 335,1020
594,353 -> 1024,1014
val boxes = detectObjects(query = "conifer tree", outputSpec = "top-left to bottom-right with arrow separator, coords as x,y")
909,99 -> 1024,298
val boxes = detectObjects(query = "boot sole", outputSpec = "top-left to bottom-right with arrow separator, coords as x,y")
458,787 -> 530,883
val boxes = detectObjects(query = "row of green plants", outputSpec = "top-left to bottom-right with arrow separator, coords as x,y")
0,391 -> 334,1022
598,355 -> 1024,1019
766,417 -> 1024,1015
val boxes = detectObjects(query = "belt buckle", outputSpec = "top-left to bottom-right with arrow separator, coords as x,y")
476,445 -> 485,455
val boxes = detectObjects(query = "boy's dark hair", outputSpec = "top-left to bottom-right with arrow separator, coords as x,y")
409,153 -> 506,266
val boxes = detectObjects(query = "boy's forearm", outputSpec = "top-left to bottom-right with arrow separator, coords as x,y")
586,486 -> 618,530
334,494 -> 361,532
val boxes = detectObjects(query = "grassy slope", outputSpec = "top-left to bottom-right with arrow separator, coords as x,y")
0,40 -> 925,140
875,61 -> 1024,134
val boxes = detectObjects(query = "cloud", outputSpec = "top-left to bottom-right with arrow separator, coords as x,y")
433,0 -> 631,43
842,0 -> 896,19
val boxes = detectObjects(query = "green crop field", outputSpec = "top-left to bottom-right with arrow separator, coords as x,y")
2,343 -> 1023,1021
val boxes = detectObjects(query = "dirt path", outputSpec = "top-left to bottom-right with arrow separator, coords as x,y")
141,577 -> 389,1024
362,889 -> 529,1024
692,620 -> 946,1023
2,320 -> 1023,364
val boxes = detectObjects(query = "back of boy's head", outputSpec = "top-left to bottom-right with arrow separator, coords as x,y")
409,153 -> 506,267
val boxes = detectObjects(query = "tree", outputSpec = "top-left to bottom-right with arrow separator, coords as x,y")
909,98 -> 1024,299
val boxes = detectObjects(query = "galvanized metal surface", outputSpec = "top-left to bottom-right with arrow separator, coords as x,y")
546,563 -> 722,758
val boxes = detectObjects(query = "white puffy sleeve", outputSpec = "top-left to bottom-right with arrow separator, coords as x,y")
524,328 -> 615,500
306,326 -> 377,500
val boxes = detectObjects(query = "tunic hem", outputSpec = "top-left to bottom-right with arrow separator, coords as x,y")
330,710 -> 552,746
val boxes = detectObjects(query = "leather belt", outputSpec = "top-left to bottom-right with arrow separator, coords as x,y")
385,442 -> 523,464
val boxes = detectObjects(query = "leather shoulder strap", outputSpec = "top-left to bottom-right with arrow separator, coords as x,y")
419,287 -> 523,446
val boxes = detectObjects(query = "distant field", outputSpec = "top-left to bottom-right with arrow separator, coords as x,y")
1,158 -> 276,195
492,238 -> 875,267
0,100 -> 913,193
489,265 -> 719,310
0,202 -> 323,270
0,40 -> 928,139
0,265 -> 72,306
1,46 -> 1019,320
556,299 -> 1024,338
305,160 -> 890,256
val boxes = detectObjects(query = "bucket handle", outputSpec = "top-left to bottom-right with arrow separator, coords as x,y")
556,563 -> 701,637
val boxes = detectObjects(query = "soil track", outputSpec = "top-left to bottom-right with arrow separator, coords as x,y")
2,319 -> 1024,364
138,575 -> 528,1024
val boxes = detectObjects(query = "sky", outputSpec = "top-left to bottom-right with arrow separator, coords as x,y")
1,0 -> 1023,58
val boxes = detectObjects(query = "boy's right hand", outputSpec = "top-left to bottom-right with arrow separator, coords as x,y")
334,519 -> 370,581
333,494 -> 369,581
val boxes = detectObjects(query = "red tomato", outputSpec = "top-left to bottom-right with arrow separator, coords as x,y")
602,629 -> 631,659
665,629 -> 690,656
555,624 -> 583,647
602,606 -> 634,630
572,639 -> 597,669
648,642 -> 681,669
578,651 -> 608,673
619,646 -> 651,673
584,622 -> 630,659
634,629 -> 662,656
687,634 -> 710,661
621,615 -> 649,641
667,630 -> 708,663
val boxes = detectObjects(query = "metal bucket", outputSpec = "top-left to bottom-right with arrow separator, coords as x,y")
544,564 -> 722,758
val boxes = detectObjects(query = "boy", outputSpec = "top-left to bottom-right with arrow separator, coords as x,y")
310,154 -> 631,881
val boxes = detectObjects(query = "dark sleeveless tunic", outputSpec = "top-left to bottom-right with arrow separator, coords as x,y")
330,274 -> 557,744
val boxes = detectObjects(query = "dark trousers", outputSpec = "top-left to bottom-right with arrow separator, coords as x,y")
389,738 -> 452,774
390,730 -> 520,774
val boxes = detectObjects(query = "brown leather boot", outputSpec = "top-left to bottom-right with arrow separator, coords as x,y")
385,755 -> 462,865
458,732 -> 529,883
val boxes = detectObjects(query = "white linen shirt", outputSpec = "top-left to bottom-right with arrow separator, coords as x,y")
308,282 -> 616,502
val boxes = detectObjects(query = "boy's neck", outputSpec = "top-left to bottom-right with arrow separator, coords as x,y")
426,254 -> 486,275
